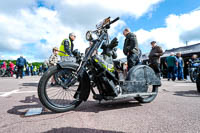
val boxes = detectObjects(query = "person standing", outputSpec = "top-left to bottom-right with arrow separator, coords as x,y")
33,66 -> 37,75
58,33 -> 76,61
16,56 -> 27,79
123,28 -> 139,70
39,65 -> 43,75
30,64 -> 33,76
165,53 -> 177,81
85,41 -> 98,57
26,65 -> 30,76
49,47 -> 59,85
176,52 -> 184,80
148,41 -> 163,77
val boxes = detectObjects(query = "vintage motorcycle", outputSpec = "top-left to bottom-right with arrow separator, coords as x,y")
188,60 -> 200,83
38,17 -> 161,113
0,67 -> 13,77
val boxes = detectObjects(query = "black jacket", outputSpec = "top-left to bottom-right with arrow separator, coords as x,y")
123,32 -> 138,55
148,45 -> 163,64
64,38 -> 74,56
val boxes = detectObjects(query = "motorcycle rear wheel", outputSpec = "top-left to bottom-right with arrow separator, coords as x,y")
38,66 -> 82,113
190,70 -> 198,83
135,85 -> 158,103
196,75 -> 200,93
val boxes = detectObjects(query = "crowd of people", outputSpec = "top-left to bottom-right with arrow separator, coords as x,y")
165,53 -> 200,81
1,29 -> 199,82
0,56 -> 49,79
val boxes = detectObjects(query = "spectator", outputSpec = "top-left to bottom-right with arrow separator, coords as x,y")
30,64 -> 34,76
85,41 -> 98,57
58,33 -> 76,61
148,41 -> 163,78
123,28 -> 139,70
26,65 -> 30,76
49,47 -> 59,85
165,53 -> 177,81
16,56 -> 27,79
39,65 -> 43,75
43,61 -> 48,72
33,66 -> 37,75
176,52 -> 184,80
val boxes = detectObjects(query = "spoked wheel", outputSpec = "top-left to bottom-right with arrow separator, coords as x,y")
0,69 -> 5,77
190,70 -> 198,83
135,85 -> 158,103
196,74 -> 200,93
38,66 -> 82,113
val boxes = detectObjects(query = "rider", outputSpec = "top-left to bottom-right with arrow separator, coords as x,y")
58,33 -> 76,61
1,61 -> 7,74
9,61 -> 15,77
123,28 -> 139,71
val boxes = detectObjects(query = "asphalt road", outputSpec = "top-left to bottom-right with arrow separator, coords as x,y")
0,76 -> 200,133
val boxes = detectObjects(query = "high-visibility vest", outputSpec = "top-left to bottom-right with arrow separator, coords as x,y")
58,39 -> 71,56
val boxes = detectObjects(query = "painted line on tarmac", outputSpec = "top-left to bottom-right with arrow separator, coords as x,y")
0,89 -> 37,97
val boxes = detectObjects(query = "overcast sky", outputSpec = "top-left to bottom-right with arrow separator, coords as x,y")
0,0 -> 200,62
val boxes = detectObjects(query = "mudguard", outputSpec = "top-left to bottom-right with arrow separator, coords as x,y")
57,61 -> 79,70
122,65 -> 161,93
74,70 -> 91,101
57,61 -> 91,101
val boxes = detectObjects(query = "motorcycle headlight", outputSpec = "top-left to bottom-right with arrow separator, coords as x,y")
86,31 -> 98,41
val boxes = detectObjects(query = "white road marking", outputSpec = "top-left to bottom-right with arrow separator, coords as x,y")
0,89 -> 37,97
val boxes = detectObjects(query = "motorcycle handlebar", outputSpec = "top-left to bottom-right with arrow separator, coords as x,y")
102,17 -> 120,29
109,17 -> 120,25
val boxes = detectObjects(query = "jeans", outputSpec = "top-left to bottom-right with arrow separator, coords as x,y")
127,53 -> 139,71
177,67 -> 184,80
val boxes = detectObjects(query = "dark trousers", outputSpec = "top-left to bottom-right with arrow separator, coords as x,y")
17,66 -> 24,79
127,53 -> 139,71
149,63 -> 160,78
167,66 -> 176,80
149,63 -> 160,73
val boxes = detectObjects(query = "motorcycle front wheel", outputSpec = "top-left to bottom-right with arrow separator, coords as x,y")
38,66 -> 82,113
135,85 -> 158,103
0,69 -> 5,77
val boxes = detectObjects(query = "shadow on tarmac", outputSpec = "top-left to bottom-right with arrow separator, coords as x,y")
7,95 -> 142,116
173,90 -> 200,97
7,95 -> 53,116
43,127 -> 125,133
22,83 -> 38,87
76,100 -> 142,113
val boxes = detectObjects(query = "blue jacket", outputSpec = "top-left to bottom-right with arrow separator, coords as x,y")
16,57 -> 27,67
176,57 -> 184,68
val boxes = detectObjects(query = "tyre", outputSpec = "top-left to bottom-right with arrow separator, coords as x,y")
38,66 -> 82,113
135,85 -> 158,103
196,74 -> 200,93
190,70 -> 198,83
0,69 -> 5,77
